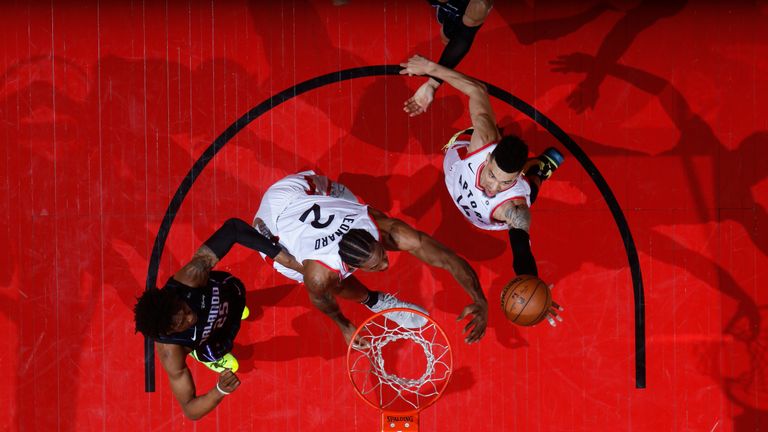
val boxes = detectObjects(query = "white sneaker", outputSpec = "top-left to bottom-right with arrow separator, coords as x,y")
366,293 -> 429,328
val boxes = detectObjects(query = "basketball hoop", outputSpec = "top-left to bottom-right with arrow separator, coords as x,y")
346,308 -> 453,431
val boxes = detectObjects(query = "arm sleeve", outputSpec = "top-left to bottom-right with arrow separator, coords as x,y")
508,228 -> 538,276
432,22 -> 481,83
203,218 -> 282,260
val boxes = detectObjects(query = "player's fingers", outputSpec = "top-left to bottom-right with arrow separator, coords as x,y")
464,319 -> 476,334
352,335 -> 370,349
220,372 -> 238,387
467,325 -> 485,343
231,378 -> 241,388
225,374 -> 240,385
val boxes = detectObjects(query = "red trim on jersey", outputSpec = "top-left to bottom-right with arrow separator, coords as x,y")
475,161 -> 486,191
304,175 -> 317,195
366,208 -> 382,241
490,196 -> 526,224
314,260 -> 342,278
460,141 -> 497,160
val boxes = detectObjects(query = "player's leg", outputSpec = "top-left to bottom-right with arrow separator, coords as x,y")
339,276 -> 428,328
524,147 -> 565,204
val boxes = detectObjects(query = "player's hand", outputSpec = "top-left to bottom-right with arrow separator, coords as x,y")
457,300 -> 488,344
341,322 -> 370,350
724,300 -> 761,342
399,55 -> 434,77
216,369 -> 241,395
565,80 -> 599,114
545,284 -> 565,327
403,81 -> 438,117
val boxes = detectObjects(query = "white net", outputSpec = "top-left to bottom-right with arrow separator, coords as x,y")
348,309 -> 452,413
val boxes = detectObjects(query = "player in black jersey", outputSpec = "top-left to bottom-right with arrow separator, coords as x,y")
403,0 -> 493,117
133,218 -> 302,420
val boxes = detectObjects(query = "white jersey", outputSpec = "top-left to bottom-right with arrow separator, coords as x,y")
254,171 -> 379,282
443,133 -> 531,231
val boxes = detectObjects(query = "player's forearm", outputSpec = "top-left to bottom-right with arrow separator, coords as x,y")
424,61 -> 487,99
309,292 -> 353,329
180,389 -> 227,421
274,250 -> 304,274
436,16 -> 481,71
451,260 -> 487,305
503,205 -> 531,233
204,218 -> 282,260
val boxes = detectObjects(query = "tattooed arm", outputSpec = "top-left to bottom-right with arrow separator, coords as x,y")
173,218 -> 303,288
173,245 -> 219,288
494,200 -> 531,232
493,200 -> 537,276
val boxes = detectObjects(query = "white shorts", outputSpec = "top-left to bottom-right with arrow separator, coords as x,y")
254,171 -> 359,282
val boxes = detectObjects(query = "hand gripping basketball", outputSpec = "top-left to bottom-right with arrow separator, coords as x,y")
545,284 -> 565,327
501,276 -> 565,327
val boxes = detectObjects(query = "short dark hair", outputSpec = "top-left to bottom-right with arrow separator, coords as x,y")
133,287 -> 180,339
339,229 -> 377,268
491,135 -> 528,174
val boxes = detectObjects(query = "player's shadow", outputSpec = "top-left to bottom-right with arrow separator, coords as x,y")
498,0 -> 686,113
0,51 -> 303,431
556,54 -> 764,331
549,53 -> 766,424
496,1 -> 616,46
236,282 -> 377,365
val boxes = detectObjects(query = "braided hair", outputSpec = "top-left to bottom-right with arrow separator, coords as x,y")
339,229 -> 377,268
133,287 -> 180,339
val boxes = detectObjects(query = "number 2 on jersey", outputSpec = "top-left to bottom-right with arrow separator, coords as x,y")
299,203 -> 335,229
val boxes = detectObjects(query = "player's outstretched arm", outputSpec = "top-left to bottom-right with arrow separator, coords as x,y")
374,212 -> 488,343
157,343 -> 239,421
174,218 -> 302,287
402,0 -> 492,117
303,261 -> 359,346
400,54 -> 500,151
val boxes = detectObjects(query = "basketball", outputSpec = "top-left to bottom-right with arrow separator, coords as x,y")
500,275 -> 552,326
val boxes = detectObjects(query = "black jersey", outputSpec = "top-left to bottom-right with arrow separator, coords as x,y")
429,0 -> 469,25
156,271 -> 246,361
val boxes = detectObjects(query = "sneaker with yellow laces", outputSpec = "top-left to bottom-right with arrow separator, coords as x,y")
189,351 -> 239,373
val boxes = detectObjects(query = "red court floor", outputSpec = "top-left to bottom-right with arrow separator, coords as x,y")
1,1 -> 767,431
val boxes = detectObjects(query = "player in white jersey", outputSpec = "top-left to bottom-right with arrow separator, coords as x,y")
401,54 -> 564,325
254,171 -> 489,346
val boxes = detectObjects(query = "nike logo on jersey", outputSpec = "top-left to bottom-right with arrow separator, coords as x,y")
468,162 -> 475,173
